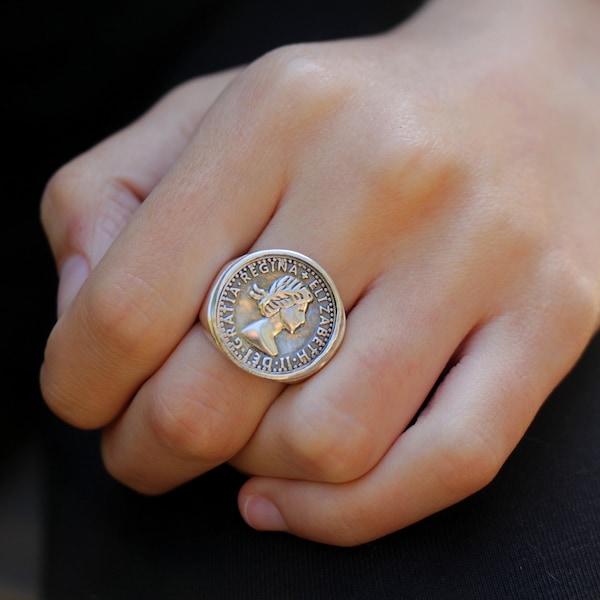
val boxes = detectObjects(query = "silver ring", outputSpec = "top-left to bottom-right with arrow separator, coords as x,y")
206,249 -> 346,382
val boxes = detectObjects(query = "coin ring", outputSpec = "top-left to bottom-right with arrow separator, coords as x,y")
207,250 -> 346,382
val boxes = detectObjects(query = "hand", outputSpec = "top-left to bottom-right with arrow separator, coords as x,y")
40,0 -> 600,545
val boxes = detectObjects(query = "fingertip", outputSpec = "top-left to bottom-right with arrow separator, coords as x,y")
240,492 -> 289,533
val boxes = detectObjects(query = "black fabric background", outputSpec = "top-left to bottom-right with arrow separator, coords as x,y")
3,1 -> 599,598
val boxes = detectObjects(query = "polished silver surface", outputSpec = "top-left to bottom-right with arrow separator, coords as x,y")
207,250 -> 345,382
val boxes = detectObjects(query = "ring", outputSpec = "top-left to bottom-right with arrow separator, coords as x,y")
206,249 -> 346,382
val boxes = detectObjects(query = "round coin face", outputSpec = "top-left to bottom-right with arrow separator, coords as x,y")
207,250 -> 346,382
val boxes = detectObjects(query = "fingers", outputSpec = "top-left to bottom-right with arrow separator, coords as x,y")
40,65 -> 290,429
237,314 -> 582,546
91,112 -> 454,493
98,171 -> 430,493
87,112 -> 479,494
100,323 -> 283,495
229,266 -> 475,483
227,172 -> 489,484
41,70 -> 241,273
43,40 -> 449,488
40,45 -> 374,432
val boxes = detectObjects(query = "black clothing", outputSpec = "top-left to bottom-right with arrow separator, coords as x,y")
44,334 -> 600,599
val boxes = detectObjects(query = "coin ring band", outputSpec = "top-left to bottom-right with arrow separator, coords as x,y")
207,249 -> 346,382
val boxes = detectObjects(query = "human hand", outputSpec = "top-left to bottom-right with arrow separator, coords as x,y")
41,0 -> 600,545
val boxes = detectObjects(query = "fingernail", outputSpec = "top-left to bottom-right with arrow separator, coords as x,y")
243,496 -> 288,532
57,255 -> 90,318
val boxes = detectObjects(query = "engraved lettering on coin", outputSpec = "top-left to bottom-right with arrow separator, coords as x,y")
207,250 -> 346,382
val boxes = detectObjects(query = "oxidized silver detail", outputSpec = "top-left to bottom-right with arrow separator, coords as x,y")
207,250 -> 346,382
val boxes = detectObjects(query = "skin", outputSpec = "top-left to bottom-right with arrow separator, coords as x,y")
40,0 -> 600,546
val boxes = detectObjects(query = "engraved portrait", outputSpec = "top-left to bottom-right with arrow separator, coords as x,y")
241,275 -> 314,356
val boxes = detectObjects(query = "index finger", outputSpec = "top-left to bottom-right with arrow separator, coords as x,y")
40,68 -> 290,429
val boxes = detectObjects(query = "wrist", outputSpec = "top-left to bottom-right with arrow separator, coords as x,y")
381,0 -> 600,88
394,0 -> 600,45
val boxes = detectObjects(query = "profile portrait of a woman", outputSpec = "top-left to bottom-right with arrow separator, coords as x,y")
241,275 -> 314,356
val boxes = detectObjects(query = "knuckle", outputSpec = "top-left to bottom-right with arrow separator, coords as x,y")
432,417 -> 503,498
40,333 -> 114,430
522,252 -> 600,356
82,270 -> 172,361
280,341 -> 407,483
283,404 -> 377,482
41,159 -> 139,255
101,434 -> 165,496
247,44 -> 354,129
147,381 -> 244,464
40,162 -> 87,230
39,360 -> 87,428
101,435 -> 144,493
545,260 -> 599,334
